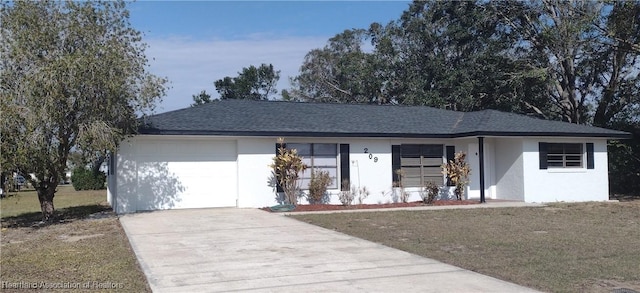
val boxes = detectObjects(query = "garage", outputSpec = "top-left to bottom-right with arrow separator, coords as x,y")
111,136 -> 238,213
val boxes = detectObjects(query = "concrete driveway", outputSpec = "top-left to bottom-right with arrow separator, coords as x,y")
120,208 -> 539,292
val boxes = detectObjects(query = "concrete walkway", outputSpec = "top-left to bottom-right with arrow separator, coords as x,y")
120,208 -> 540,293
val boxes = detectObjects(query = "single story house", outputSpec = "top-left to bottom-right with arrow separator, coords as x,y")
107,99 -> 629,213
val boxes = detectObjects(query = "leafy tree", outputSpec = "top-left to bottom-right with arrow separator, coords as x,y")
292,0 -> 638,120
290,1 -> 551,114
0,1 -> 167,221
375,1 -> 552,113
493,0 -> 640,125
214,63 -> 280,100
607,122 -> 640,195
591,1 -> 640,127
191,90 -> 212,107
289,29 -> 386,104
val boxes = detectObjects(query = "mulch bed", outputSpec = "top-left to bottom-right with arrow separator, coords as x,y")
261,200 -> 479,213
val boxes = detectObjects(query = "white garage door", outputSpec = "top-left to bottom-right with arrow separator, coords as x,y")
133,138 -> 238,211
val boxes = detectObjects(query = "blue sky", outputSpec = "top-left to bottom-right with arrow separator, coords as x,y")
127,1 -> 411,113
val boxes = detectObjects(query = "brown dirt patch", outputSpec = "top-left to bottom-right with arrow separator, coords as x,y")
1,217 -> 151,292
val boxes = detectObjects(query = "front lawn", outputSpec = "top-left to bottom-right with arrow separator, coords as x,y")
1,186 -> 150,292
292,201 -> 640,293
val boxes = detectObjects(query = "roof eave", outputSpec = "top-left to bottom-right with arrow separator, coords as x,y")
138,129 -> 453,138
138,129 -> 631,139
453,131 -> 631,139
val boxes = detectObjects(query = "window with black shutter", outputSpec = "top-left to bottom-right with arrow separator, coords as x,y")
394,144 -> 444,187
540,143 -> 587,169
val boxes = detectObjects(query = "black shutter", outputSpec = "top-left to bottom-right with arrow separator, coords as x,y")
446,146 -> 455,186
586,143 -> 594,169
392,145 -> 401,183
109,152 -> 115,175
339,144 -> 350,191
539,142 -> 548,170
275,143 -> 286,192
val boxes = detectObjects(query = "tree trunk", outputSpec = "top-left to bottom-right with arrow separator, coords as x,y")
91,155 -> 105,176
37,186 -> 56,222
0,172 -> 6,194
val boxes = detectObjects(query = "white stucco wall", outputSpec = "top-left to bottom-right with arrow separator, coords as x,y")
467,138 -> 496,200
522,138 -> 609,202
494,138 -> 525,201
236,138 -> 278,208
233,137 -> 468,207
109,136 -> 484,212
341,139 -> 395,204
109,134 -> 612,212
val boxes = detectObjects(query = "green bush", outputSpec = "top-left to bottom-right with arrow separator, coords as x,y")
71,167 -> 106,190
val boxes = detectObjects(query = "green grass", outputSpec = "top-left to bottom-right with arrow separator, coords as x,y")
1,186 -> 151,292
1,185 -> 104,219
292,202 -> 640,293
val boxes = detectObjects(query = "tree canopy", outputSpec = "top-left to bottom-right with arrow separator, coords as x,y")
289,0 -> 640,194
0,0 -> 168,220
288,29 -> 385,104
191,90 -> 212,107
494,0 -> 640,125
290,0 -> 639,122
214,63 -> 280,101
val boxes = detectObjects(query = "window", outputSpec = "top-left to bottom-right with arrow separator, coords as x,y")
288,143 -> 338,189
395,144 -> 444,187
540,143 -> 585,169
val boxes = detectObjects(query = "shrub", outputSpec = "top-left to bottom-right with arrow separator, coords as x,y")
422,181 -> 439,204
337,180 -> 370,206
338,179 -> 354,206
71,167 -> 106,190
394,169 -> 410,203
442,151 -> 471,200
270,138 -> 308,205
308,170 -> 332,204
354,185 -> 370,205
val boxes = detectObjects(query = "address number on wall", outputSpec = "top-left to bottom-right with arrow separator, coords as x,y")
363,148 -> 378,163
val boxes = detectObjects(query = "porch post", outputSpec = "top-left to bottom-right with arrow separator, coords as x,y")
478,136 -> 486,203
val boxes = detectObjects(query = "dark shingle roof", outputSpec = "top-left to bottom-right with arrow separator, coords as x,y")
140,99 -> 630,139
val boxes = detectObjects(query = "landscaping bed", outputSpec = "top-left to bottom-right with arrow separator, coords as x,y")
262,199 -> 479,212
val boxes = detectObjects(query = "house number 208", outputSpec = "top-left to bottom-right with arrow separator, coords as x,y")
363,148 -> 378,163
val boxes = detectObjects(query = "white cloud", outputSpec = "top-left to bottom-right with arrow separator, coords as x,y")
144,35 -> 328,113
